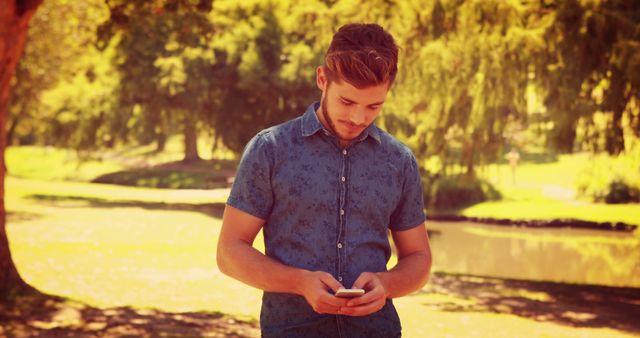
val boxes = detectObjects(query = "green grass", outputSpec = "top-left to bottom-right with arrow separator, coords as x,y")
6,146 -> 125,182
8,144 -> 640,226
7,140 -> 238,189
462,199 -> 640,225
459,153 -> 640,226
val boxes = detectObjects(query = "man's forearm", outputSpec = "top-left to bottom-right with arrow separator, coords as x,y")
376,250 -> 432,299
217,239 -> 308,295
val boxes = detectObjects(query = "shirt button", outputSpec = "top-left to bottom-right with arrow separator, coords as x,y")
341,176 -> 346,182
340,209 -> 344,215
337,243 -> 343,249
338,276 -> 343,282
342,149 -> 347,155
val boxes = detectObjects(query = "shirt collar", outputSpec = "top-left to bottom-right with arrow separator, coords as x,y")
301,101 -> 381,144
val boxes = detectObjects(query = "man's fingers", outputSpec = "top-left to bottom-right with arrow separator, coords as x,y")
314,297 -> 350,314
318,272 -> 345,292
351,273 -> 370,290
340,298 -> 385,317
319,292 -> 349,307
346,288 -> 380,307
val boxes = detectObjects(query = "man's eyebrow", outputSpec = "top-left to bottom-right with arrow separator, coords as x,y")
339,95 -> 385,106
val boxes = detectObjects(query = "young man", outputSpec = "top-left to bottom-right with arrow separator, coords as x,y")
217,23 -> 432,337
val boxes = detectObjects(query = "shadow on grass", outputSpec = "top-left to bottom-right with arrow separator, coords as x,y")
0,289 -> 258,337
91,159 -> 237,189
26,194 -> 227,219
422,272 -> 640,334
7,211 -> 43,223
518,151 -> 558,164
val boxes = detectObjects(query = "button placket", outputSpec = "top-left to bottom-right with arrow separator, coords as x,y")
336,148 -> 349,286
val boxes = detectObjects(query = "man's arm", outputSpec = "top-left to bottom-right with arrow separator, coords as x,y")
378,223 -> 432,297
216,204 -> 349,314
340,223 -> 432,316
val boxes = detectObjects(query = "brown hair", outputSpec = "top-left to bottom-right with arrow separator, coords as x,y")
324,23 -> 399,88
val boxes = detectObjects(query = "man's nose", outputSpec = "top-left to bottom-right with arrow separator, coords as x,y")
348,107 -> 366,125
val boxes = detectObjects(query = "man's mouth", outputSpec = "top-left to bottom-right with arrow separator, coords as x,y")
342,122 -> 364,134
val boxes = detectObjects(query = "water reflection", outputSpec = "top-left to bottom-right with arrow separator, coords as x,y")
428,221 -> 640,287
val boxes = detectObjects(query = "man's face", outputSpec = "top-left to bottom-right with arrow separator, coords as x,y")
316,67 -> 389,146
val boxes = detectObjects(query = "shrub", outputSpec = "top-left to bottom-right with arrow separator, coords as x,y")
577,173 -> 640,204
423,174 -> 501,210
576,142 -> 640,204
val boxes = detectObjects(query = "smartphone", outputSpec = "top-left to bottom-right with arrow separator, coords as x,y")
335,288 -> 365,298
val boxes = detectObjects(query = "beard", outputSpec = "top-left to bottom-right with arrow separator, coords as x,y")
320,94 -> 363,144
321,94 -> 339,137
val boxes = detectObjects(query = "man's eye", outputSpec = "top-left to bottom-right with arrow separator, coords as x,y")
369,105 -> 380,110
341,100 -> 353,106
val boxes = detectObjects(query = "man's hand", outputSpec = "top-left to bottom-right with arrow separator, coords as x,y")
298,271 -> 349,314
339,272 -> 388,316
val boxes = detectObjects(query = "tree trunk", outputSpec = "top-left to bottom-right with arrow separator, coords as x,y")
155,132 -> 166,153
0,0 -> 43,293
604,69 -> 626,156
551,120 -> 577,154
463,129 -> 481,177
183,120 -> 200,163
6,109 -> 20,146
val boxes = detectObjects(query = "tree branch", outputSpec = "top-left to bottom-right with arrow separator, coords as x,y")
16,0 -> 43,16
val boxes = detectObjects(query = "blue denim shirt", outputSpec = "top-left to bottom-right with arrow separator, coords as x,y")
227,102 -> 426,338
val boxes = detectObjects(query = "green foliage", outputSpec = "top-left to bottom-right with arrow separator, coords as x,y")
382,0 -> 546,177
425,174 -> 501,210
576,141 -> 640,203
10,0 -> 640,199
8,0 -> 110,146
206,0 -> 326,152
536,0 -> 640,155
96,0 -> 218,158
379,0 -> 640,179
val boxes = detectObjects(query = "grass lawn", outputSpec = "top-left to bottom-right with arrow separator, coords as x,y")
459,153 -> 640,226
8,145 -> 640,226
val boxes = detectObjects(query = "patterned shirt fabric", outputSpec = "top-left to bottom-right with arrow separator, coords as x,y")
227,101 -> 426,338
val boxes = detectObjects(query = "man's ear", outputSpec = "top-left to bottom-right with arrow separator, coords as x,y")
316,66 -> 327,91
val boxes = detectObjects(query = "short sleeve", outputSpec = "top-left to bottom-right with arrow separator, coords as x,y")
227,132 -> 274,220
389,152 -> 426,231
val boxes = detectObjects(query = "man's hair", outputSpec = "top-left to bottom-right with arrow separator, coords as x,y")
324,23 -> 399,88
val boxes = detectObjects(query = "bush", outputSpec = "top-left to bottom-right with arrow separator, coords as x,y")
576,142 -> 640,204
577,174 -> 640,204
423,174 -> 501,210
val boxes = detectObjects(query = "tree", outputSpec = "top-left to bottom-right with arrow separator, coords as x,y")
7,0 -> 109,147
205,0 -> 329,153
380,0 -> 542,177
98,0 -> 216,162
1,0 -> 43,294
536,0 -> 640,155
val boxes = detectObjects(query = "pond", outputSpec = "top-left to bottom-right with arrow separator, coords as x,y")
427,221 -> 640,288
